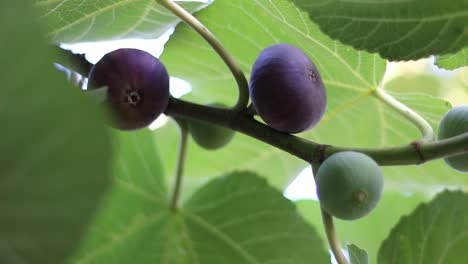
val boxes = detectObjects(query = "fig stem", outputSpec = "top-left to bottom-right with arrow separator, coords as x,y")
374,86 -> 434,142
54,46 -> 93,77
157,0 -> 249,112
312,165 -> 349,264
166,97 -> 468,166
170,118 -> 189,211
244,103 -> 257,116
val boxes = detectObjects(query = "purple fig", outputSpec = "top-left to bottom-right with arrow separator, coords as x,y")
249,44 -> 326,133
88,48 -> 170,130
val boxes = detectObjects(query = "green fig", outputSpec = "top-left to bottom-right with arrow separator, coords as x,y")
188,103 -> 235,150
316,151 -> 384,220
438,105 -> 468,172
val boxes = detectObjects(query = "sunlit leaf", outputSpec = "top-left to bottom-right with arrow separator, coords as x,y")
35,0 -> 208,43
436,47 -> 468,70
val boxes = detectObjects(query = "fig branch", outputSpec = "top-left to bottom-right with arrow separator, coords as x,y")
157,0 -> 249,112
166,97 -> 468,166
374,86 -> 434,142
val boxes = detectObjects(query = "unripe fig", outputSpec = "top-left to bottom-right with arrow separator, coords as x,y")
88,48 -> 170,130
188,103 -> 235,150
316,151 -> 384,220
249,44 -> 326,134
438,105 -> 468,172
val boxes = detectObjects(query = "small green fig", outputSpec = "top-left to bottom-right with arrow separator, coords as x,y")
316,151 -> 384,220
188,103 -> 235,150
438,105 -> 468,172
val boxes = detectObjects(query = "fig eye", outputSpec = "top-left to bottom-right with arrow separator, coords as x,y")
125,90 -> 142,107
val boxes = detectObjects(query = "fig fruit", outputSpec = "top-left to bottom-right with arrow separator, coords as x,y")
316,151 -> 384,220
438,105 -> 468,172
249,44 -> 326,134
88,48 -> 170,130
188,103 -> 235,150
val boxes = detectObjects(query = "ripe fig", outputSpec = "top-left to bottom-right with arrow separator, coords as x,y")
249,44 -> 326,134
88,48 -> 170,130
438,105 -> 468,172
188,103 -> 235,150
316,151 -> 384,220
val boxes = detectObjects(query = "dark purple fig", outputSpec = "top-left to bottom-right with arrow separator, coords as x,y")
249,44 -> 326,133
88,48 -> 170,130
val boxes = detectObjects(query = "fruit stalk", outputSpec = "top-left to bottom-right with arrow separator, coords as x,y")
54,47 -> 93,77
170,118 -> 189,211
312,165 -> 349,264
166,97 -> 468,166
157,0 -> 249,112
374,87 -> 434,141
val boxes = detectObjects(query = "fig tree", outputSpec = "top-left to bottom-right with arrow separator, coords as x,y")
438,105 -> 468,172
316,151 -> 384,220
249,43 -> 326,134
188,103 -> 235,150
88,48 -> 170,130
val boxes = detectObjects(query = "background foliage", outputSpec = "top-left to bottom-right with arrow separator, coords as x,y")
2,0 -> 467,263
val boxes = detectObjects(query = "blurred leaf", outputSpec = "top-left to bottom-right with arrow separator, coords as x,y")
297,192 -> 429,263
70,171 -> 329,263
67,130 -> 169,264
384,74 -> 445,97
35,0 -> 208,43
436,48 -> 468,70
293,0 -> 468,61
158,0 -> 467,193
348,244 -> 368,264
0,1 -> 112,263
378,191 -> 468,264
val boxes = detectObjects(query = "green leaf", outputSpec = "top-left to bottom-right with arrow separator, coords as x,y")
436,47 -> 468,70
297,192 -> 429,263
158,0 -> 467,193
67,130 -> 169,264
293,0 -> 468,61
35,0 -> 208,43
183,171 -> 329,263
112,130 -> 168,199
348,244 -> 368,264
378,191 -> 468,264
70,171 -> 329,263
0,1 -> 112,263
